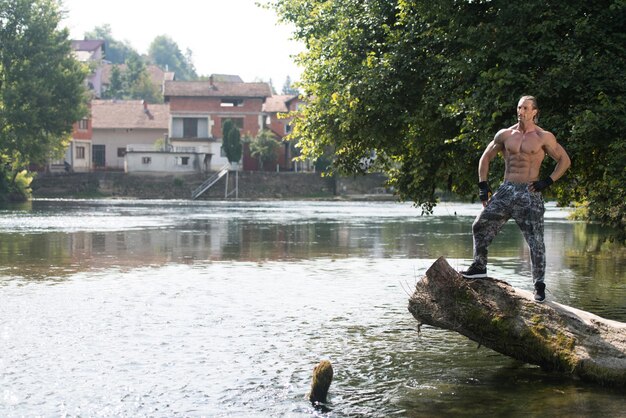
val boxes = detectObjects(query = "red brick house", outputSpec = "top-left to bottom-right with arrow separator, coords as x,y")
163,77 -> 276,171
260,94 -> 307,172
69,105 -> 93,173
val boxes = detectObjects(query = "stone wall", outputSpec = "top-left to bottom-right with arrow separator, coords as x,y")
31,171 -> 392,200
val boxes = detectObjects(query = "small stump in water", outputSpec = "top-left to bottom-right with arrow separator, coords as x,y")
309,360 -> 333,404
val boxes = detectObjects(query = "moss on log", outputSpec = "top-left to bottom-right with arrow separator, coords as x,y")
408,257 -> 626,387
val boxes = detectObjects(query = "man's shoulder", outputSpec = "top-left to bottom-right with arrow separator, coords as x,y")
495,127 -> 516,142
535,126 -> 557,143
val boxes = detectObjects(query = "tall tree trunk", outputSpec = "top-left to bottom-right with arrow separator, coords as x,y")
408,257 -> 626,387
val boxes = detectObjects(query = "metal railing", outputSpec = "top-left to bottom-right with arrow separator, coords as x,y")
191,164 -> 230,200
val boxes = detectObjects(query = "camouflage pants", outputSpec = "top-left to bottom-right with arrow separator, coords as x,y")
472,181 -> 546,283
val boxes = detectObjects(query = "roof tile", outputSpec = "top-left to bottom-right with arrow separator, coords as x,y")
263,94 -> 298,112
164,80 -> 272,98
91,100 -> 169,129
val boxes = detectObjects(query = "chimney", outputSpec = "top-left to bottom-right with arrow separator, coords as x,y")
208,75 -> 217,90
142,100 -> 154,120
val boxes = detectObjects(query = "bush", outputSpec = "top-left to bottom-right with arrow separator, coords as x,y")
0,170 -> 34,202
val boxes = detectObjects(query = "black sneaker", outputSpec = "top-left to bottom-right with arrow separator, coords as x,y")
534,282 -> 546,303
461,264 -> 487,279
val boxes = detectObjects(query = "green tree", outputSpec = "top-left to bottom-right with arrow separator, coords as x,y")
222,119 -> 242,164
105,64 -> 124,99
272,0 -> 626,235
0,0 -> 87,202
127,71 -> 161,102
103,56 -> 161,102
148,35 -> 197,80
125,54 -> 161,102
250,129 -> 280,170
125,54 -> 146,86
84,24 -> 139,64
282,75 -> 299,95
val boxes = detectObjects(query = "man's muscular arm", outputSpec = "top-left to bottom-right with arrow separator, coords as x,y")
477,131 -> 504,205
529,132 -> 571,192
478,131 -> 505,182
545,142 -> 571,182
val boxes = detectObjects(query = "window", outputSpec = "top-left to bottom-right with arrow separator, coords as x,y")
177,156 -> 190,166
220,99 -> 244,107
117,148 -> 126,157
142,157 -> 151,164
77,118 -> 89,130
76,146 -> 85,159
183,118 -> 198,138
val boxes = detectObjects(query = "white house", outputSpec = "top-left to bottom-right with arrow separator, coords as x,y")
90,100 -> 169,170
124,143 -> 212,174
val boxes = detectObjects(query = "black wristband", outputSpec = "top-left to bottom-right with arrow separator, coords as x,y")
478,181 -> 492,201
532,177 -> 553,192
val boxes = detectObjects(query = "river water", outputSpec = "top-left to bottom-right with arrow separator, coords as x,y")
1,199 -> 624,417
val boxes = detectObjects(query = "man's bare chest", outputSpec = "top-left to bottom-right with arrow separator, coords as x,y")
504,133 -> 544,156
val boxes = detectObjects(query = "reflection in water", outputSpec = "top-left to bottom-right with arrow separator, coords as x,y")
1,200 -> 624,317
1,199 -> 624,318
1,199 -> 625,417
0,200 -> 473,278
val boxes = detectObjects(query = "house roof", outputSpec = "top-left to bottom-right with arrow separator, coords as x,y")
163,80 -> 272,99
101,63 -> 175,86
71,39 -> 105,62
263,95 -> 299,113
91,100 -> 169,129
210,74 -> 243,83
71,39 -> 105,52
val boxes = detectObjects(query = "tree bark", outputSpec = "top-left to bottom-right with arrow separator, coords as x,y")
408,257 -> 626,387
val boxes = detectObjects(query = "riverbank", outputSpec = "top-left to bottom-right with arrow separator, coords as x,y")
30,171 -> 396,201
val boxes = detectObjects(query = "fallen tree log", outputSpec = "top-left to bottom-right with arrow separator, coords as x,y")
408,257 -> 626,387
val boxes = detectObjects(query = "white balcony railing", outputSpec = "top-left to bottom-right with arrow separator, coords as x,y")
126,144 -> 159,152
126,144 -> 211,154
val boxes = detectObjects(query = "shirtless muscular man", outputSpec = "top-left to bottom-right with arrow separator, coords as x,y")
461,96 -> 571,302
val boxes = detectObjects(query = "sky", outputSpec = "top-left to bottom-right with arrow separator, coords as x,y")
60,0 -> 303,87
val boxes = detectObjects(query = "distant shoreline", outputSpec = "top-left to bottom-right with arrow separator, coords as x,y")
30,171 -> 395,201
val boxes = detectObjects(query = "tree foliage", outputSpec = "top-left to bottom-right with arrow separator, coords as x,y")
0,0 -> 87,201
106,64 -> 124,98
282,75 -> 299,95
222,119 -> 242,164
101,60 -> 162,102
124,54 -> 161,102
83,28 -> 195,99
250,129 -> 281,169
83,24 -> 139,64
272,0 -> 626,234
148,35 -> 197,80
